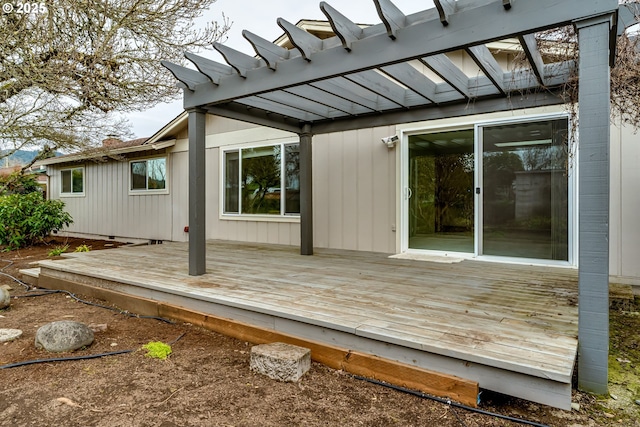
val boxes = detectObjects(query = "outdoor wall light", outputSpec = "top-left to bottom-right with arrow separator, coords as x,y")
381,135 -> 399,149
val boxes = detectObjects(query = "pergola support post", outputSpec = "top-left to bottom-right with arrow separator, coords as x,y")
576,14 -> 613,395
299,124 -> 313,255
188,108 -> 207,276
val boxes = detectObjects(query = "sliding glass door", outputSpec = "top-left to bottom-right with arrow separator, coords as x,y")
405,116 -> 571,263
408,129 -> 474,253
480,118 -> 569,261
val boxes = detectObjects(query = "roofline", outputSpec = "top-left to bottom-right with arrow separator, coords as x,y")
35,140 -> 176,167
145,111 -> 188,144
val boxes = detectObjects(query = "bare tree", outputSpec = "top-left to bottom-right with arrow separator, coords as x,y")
532,2 -> 640,128
0,0 -> 230,166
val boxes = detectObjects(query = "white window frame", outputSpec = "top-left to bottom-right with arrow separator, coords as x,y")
220,141 -> 301,222
399,111 -> 576,267
128,156 -> 169,195
60,166 -> 85,198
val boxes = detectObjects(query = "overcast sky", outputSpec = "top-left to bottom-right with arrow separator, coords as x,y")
128,0 -> 434,138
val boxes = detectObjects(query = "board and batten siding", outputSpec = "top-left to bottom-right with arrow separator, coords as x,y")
610,118 -> 640,283
188,121 -> 397,253
313,126 -> 397,253
49,157 -> 173,242
45,112 -> 640,284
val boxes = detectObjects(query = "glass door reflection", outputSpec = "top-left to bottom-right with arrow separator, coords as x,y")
408,130 -> 474,253
481,119 -> 569,261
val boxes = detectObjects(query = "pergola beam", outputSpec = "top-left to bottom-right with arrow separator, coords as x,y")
312,87 -> 565,134
466,45 -> 506,94
213,42 -> 264,77
259,91 -> 342,118
311,79 -> 384,111
518,34 -> 546,86
160,61 -> 209,91
183,0 -> 618,109
284,85 -> 374,115
374,0 -> 406,39
278,18 -> 324,60
434,0 -> 456,26
345,70 -> 409,108
243,30 -> 290,70
381,63 -> 438,103
321,2 -> 363,51
238,96 -> 327,122
421,54 -> 472,98
184,52 -> 233,85
206,104 -> 302,134
618,3 -> 640,35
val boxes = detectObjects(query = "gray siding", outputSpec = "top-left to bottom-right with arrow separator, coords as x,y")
46,113 -> 640,284
49,156 -> 172,241
313,126 -> 397,253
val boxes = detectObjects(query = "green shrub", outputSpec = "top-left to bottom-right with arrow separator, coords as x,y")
74,244 -> 91,252
0,173 -> 41,196
0,192 -> 73,250
48,244 -> 69,257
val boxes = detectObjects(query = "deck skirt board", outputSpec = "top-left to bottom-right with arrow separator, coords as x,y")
36,240 -> 578,409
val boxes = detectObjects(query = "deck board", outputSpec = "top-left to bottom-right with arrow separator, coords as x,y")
36,240 -> 579,408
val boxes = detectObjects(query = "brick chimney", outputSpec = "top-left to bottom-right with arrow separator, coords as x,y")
102,135 -> 123,148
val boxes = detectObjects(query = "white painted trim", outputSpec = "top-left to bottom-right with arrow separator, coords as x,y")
219,215 -> 300,223
218,140 -> 301,220
399,110 -> 575,267
127,155 -> 170,196
59,166 -> 85,198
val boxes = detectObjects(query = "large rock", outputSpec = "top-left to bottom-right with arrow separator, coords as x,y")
0,287 -> 10,309
35,321 -> 94,352
250,342 -> 311,382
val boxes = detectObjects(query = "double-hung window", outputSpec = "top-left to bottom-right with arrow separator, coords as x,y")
223,143 -> 299,216
60,167 -> 84,196
130,157 -> 167,193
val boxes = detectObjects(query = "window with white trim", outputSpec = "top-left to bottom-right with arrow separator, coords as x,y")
60,167 -> 84,195
223,143 -> 299,216
130,157 -> 167,192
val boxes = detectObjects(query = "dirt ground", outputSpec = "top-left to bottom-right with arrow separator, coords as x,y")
1,239 -> 639,427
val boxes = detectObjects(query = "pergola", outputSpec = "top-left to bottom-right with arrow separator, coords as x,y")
162,0 -> 638,395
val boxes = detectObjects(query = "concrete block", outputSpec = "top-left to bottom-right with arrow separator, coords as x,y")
250,342 -> 311,382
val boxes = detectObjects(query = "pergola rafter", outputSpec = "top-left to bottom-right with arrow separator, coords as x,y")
161,0 -> 634,402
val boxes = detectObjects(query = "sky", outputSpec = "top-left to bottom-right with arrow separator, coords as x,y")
128,0 -> 434,138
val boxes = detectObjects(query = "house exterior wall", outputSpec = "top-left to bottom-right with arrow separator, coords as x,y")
47,111 -> 640,284
312,126 -> 397,253
49,154 -> 173,242
610,119 -> 640,284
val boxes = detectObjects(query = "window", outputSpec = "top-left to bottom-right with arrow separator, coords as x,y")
130,157 -> 167,192
60,167 -> 84,195
223,143 -> 300,216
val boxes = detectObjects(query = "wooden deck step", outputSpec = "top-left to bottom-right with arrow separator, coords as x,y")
18,267 -> 40,287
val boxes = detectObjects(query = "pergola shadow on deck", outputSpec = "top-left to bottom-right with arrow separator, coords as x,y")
36,241 -> 579,409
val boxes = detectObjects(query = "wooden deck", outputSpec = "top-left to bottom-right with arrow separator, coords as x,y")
35,241 -> 579,409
